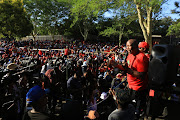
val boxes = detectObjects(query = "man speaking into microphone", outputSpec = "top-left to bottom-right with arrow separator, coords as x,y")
110,39 -> 149,119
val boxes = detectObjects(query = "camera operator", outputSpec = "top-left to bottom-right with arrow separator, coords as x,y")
110,39 -> 149,119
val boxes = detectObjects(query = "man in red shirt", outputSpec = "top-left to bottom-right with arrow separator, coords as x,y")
110,39 -> 149,119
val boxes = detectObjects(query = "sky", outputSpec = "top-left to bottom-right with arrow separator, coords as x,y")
161,0 -> 180,19
104,0 -> 180,20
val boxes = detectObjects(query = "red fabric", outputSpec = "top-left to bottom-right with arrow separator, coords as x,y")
92,55 -> 96,59
138,42 -> 149,49
99,68 -> 105,73
45,69 -> 54,83
149,89 -> 155,97
38,50 -> 42,55
64,48 -> 69,55
126,52 -> 149,91
2,54 -> 8,58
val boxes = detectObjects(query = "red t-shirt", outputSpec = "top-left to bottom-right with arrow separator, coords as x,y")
64,48 -> 69,55
126,52 -> 149,91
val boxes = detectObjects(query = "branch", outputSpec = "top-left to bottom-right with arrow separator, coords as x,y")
135,3 -> 148,41
143,20 -> 147,29
78,24 -> 85,38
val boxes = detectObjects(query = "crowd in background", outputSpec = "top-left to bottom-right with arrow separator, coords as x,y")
0,39 -> 179,120
0,39 -> 131,120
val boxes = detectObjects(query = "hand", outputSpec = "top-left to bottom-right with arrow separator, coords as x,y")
86,110 -> 97,120
109,88 -> 115,96
121,62 -> 128,70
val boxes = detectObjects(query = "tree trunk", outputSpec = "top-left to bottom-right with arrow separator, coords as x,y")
84,27 -> 88,41
79,22 -> 89,41
135,1 -> 153,53
119,33 -> 122,46
118,26 -> 124,46
146,6 -> 152,53
32,32 -> 36,41
136,4 -> 148,41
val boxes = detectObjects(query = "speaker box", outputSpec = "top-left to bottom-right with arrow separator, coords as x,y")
148,44 -> 178,90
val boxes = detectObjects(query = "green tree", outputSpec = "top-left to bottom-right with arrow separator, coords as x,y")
23,0 -> 43,40
153,16 -> 173,37
166,19 -> 180,38
0,0 -> 33,40
131,0 -> 166,52
24,0 -> 70,40
69,0 -> 108,41
97,0 -> 165,51
38,0 -> 70,40
172,1 -> 180,14
99,2 -> 137,46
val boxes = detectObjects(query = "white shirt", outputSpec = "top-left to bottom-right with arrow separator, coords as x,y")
40,63 -> 53,74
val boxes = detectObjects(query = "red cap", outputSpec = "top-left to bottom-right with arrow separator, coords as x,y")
138,42 -> 149,49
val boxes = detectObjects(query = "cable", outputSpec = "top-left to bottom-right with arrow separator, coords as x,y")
87,78 -> 127,109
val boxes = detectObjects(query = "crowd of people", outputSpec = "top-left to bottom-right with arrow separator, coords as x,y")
0,38 -> 178,120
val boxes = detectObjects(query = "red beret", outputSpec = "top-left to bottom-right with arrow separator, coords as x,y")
138,42 -> 149,49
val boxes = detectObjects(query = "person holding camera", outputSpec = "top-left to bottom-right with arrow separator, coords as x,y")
110,39 -> 149,119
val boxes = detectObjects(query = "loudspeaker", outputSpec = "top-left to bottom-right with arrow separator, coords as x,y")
148,44 -> 178,90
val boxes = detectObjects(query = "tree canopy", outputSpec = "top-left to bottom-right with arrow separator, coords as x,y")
0,0 -> 177,45
0,0 -> 33,40
166,19 -> 180,38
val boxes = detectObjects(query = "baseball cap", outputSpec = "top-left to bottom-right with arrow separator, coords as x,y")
26,85 -> 45,104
